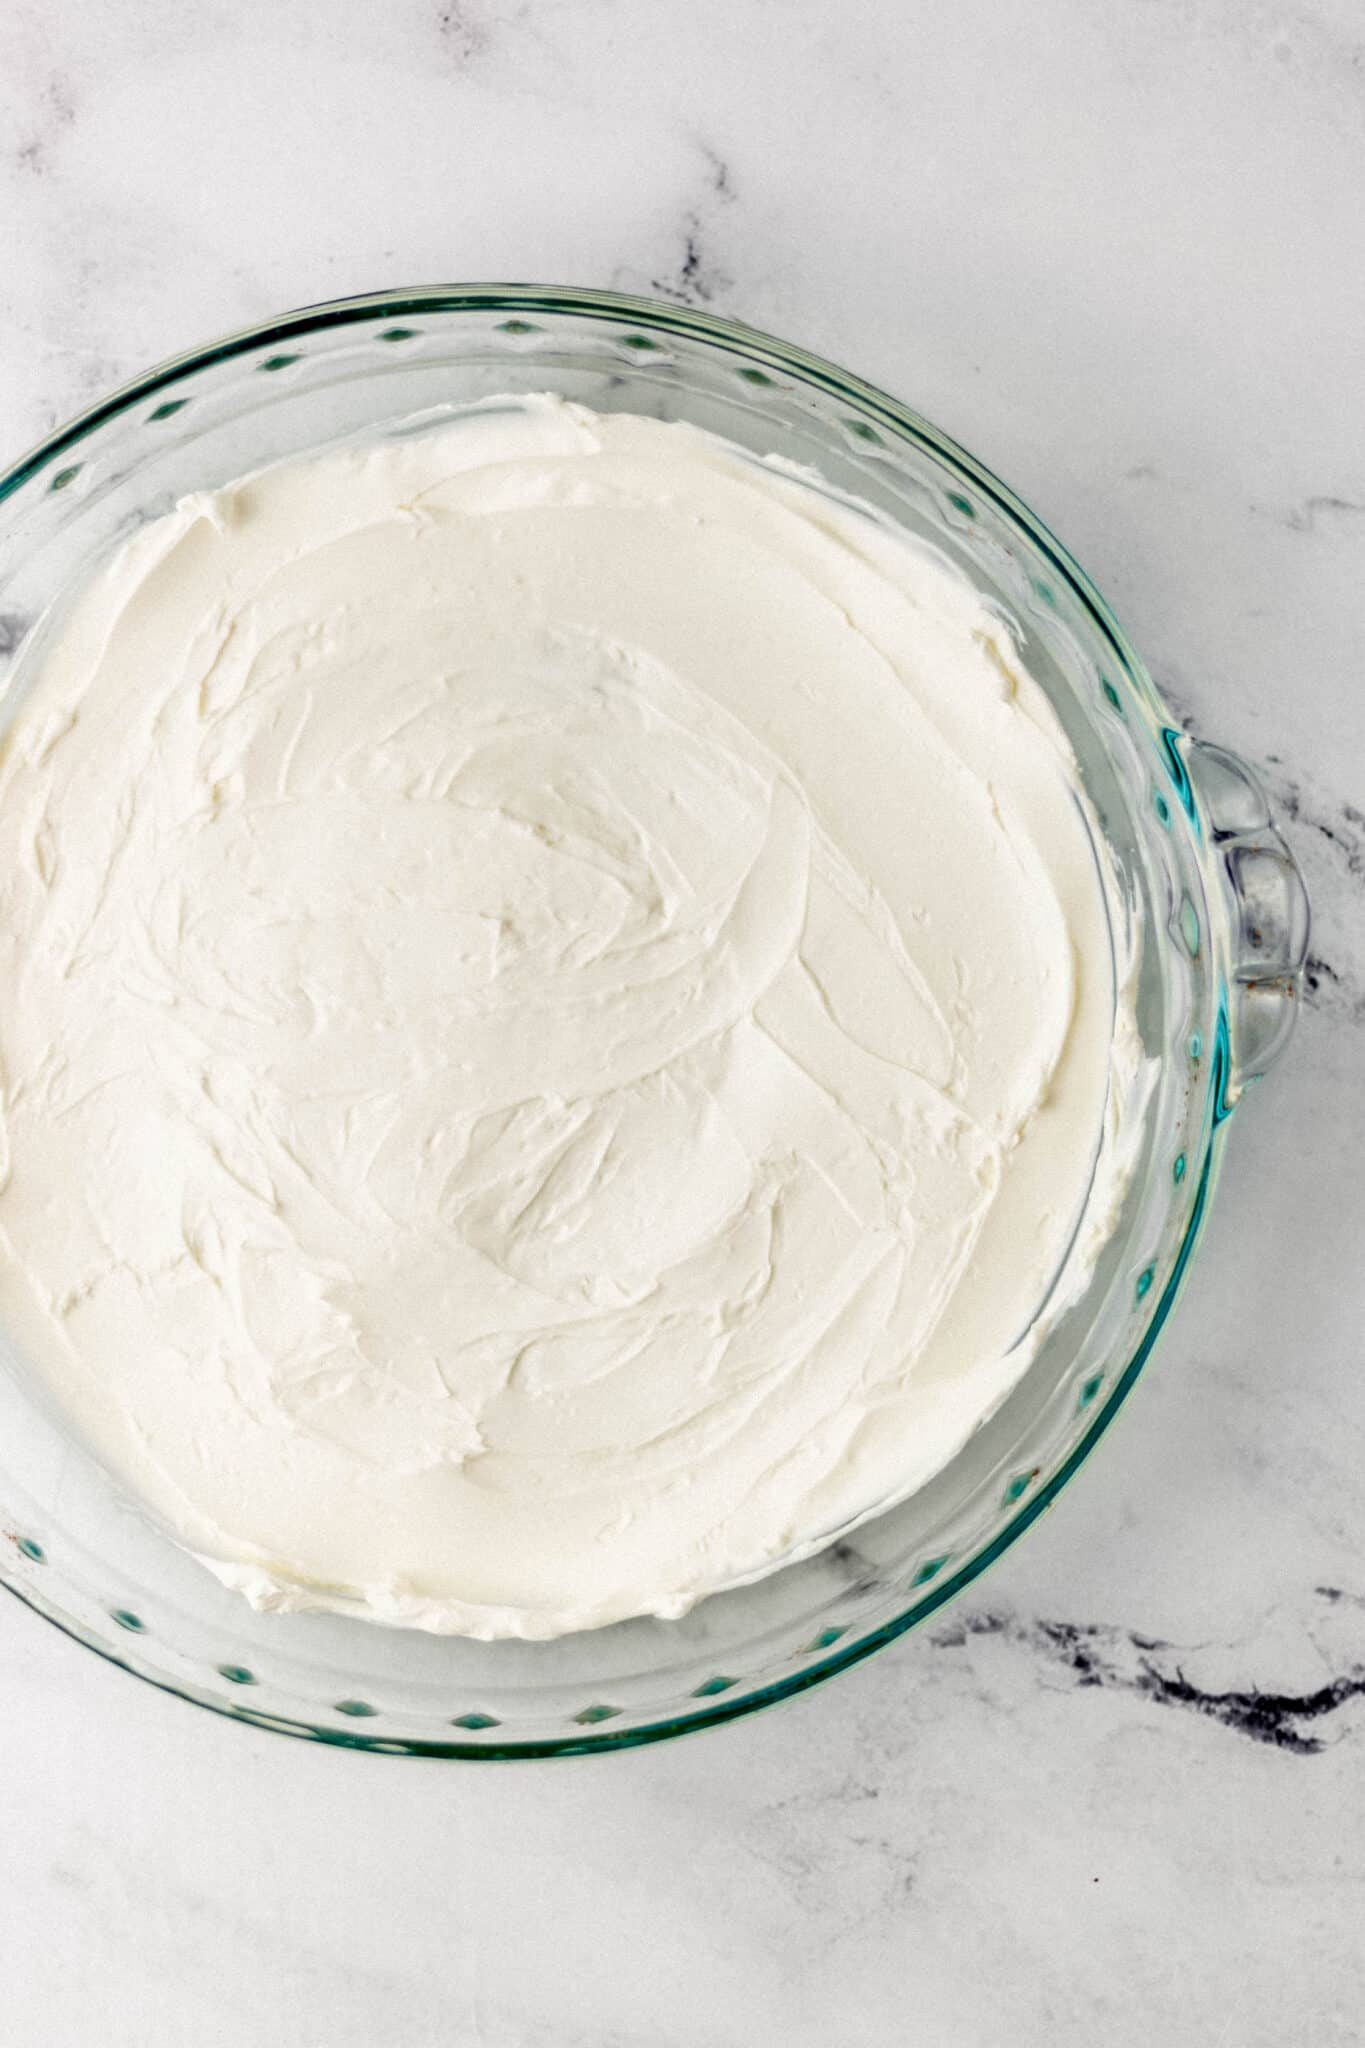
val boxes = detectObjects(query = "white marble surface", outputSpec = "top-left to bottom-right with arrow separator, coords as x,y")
1,2 -> 1362,2041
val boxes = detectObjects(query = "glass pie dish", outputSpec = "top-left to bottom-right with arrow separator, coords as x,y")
0,286 -> 1309,1756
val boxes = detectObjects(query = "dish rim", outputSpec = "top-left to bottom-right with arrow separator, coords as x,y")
0,282 -> 1233,1757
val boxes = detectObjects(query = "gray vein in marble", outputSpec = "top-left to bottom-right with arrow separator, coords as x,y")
1265,775 -> 1364,1021
1120,471 -> 1365,542
435,1 -> 493,68
1280,493 -> 1365,536
1317,1585 -> 1365,1610
13,72 -> 75,177
650,142 -> 736,307
1273,780 -> 1365,885
930,1607 -> 1365,1755
743,1773 -> 918,1948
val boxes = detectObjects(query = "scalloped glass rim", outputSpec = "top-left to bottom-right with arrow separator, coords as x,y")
4,1136 -> 1219,1759
0,284 -> 1228,1757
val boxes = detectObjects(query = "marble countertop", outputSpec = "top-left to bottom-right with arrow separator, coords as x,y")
1,2 -> 1362,2041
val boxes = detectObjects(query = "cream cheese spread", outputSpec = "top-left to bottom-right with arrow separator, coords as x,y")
0,400 -> 1142,1637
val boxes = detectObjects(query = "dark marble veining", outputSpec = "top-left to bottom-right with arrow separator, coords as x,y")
1261,775 -> 1364,1023
1273,780 -> 1365,886
1303,951 -> 1365,1023
651,146 -> 736,308
931,1608 -> 1365,1756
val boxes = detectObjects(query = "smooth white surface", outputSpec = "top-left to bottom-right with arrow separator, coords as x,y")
0,400 -> 1136,1639
0,1 -> 1361,2041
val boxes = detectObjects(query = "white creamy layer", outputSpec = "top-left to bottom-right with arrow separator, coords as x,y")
0,400 -> 1141,1638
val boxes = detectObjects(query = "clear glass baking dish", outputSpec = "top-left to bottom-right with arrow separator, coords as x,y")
0,286 -> 1309,1756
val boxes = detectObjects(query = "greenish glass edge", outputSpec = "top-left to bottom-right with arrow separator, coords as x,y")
0,284 -> 1224,1757
0,282 -> 1164,726
1,1095 -> 1225,1760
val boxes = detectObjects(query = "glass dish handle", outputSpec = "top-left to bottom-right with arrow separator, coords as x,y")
1186,739 -> 1310,1096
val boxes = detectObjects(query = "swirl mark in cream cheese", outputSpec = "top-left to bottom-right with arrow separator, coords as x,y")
0,402 -> 1142,1636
